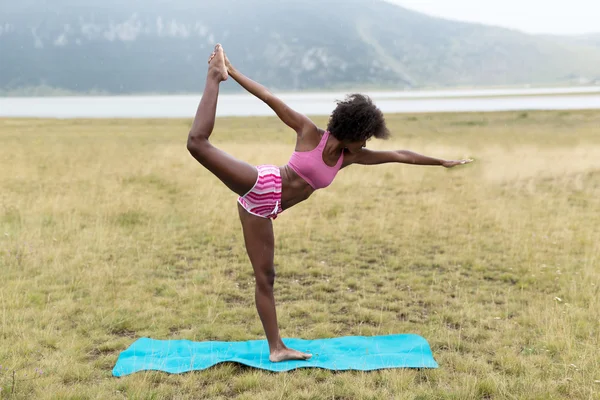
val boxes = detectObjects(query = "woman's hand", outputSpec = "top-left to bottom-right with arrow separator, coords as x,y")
224,53 -> 233,72
442,159 -> 474,168
208,47 -> 233,72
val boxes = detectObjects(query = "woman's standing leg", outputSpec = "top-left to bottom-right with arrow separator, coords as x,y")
238,204 -> 312,362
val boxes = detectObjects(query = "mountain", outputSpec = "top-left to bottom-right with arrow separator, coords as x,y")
576,33 -> 600,47
1,0 -> 600,95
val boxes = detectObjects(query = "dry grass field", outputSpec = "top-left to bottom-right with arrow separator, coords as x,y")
1,110 -> 599,399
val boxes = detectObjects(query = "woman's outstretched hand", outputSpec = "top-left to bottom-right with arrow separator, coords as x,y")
442,158 -> 474,168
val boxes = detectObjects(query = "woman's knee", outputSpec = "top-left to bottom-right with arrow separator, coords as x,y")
255,267 -> 275,291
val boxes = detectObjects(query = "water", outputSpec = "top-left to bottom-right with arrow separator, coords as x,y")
1,87 -> 600,118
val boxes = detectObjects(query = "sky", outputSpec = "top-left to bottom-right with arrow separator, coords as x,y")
388,0 -> 599,35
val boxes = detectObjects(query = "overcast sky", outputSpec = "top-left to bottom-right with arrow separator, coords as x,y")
388,0 -> 599,35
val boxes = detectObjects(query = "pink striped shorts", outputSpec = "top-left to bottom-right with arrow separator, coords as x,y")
237,165 -> 283,219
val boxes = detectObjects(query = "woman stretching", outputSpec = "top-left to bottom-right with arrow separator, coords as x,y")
187,44 -> 473,362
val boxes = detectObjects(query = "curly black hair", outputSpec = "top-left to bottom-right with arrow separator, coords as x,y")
326,94 -> 390,142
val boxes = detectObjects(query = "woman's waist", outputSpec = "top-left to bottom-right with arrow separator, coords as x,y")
279,165 -> 314,204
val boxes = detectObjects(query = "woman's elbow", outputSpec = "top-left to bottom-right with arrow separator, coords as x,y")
186,131 -> 208,156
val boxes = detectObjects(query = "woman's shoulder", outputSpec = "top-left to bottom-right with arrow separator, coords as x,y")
295,126 -> 325,151
298,124 -> 323,139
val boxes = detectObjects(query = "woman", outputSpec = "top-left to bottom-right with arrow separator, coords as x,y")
187,44 -> 473,362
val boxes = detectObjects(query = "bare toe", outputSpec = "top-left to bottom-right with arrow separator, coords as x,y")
269,348 -> 312,363
207,44 -> 228,81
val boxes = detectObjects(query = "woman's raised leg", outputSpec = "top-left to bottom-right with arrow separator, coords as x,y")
187,44 -> 257,196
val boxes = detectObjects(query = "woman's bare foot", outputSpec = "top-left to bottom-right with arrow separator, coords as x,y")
207,44 -> 228,82
269,346 -> 312,362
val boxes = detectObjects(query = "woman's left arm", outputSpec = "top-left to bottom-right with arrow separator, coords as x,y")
347,148 -> 473,168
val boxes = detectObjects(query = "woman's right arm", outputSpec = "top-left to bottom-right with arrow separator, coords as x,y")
226,59 -> 316,135
346,148 -> 473,168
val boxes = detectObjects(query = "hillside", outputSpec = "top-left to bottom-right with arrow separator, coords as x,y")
577,33 -> 600,47
1,0 -> 600,95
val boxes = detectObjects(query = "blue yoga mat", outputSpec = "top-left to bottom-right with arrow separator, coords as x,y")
112,334 -> 438,376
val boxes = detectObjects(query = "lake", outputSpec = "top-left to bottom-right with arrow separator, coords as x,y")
1,87 -> 600,118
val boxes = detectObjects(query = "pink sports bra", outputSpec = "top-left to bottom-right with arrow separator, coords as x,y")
287,131 -> 344,190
